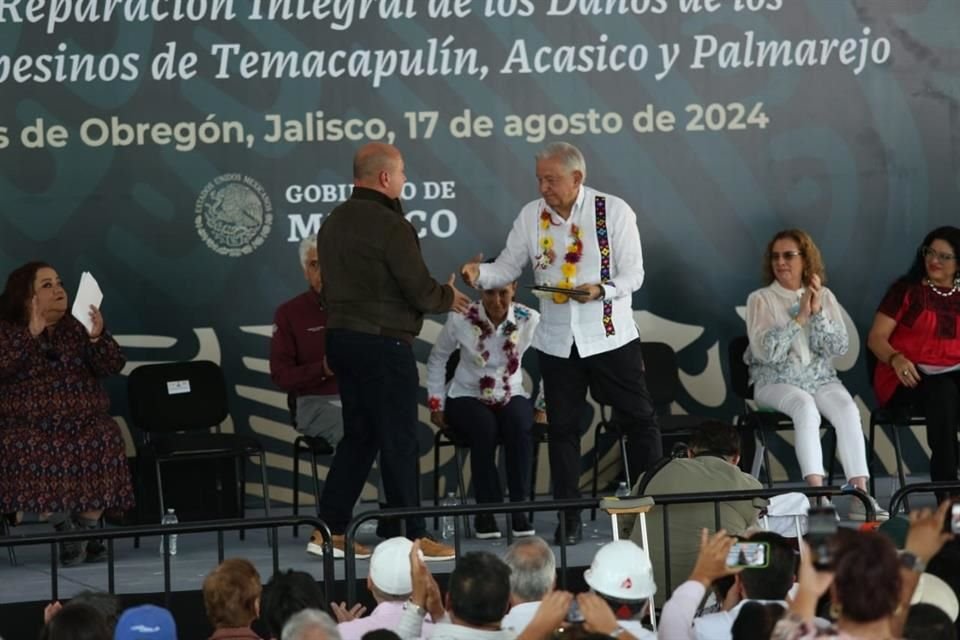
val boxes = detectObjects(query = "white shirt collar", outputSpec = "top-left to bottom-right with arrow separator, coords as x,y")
476,301 -> 518,332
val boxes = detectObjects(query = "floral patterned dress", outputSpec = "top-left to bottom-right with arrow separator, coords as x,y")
0,316 -> 134,513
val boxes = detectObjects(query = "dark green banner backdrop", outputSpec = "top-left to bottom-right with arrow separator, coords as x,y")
1,0 -> 958,504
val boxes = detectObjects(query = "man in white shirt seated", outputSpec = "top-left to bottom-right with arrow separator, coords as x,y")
461,142 -> 661,545
335,537 -> 437,640
501,538 -> 555,634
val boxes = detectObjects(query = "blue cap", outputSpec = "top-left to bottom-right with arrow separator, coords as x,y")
114,605 -> 177,640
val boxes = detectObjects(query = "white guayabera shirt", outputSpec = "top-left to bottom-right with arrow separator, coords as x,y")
477,185 -> 646,358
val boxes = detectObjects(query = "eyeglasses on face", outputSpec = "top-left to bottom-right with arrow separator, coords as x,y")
769,251 -> 803,261
920,246 -> 956,262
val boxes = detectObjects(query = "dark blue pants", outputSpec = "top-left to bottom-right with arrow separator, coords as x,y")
444,396 -> 533,504
318,329 -> 424,538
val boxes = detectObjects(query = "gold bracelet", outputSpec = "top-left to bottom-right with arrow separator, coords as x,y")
887,351 -> 902,365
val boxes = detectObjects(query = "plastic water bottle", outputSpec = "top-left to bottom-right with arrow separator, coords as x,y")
159,508 -> 178,556
615,481 -> 631,499
440,493 -> 459,540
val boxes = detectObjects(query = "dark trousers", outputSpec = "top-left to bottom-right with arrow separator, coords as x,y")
318,329 -> 424,538
539,338 -> 662,520
892,371 -> 960,484
444,396 -> 533,504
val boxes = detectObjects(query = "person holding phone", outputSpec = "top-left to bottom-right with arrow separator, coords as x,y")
867,226 -> 960,489
0,262 -> 132,566
745,229 -> 886,520
660,530 -> 801,640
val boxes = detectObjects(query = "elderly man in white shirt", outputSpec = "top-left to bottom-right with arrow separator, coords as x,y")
461,141 -> 661,545
426,280 -> 540,539
334,537 -> 438,640
500,537 -> 556,634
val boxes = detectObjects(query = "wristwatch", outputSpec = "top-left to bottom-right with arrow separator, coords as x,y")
404,600 -> 427,617
899,551 -> 926,573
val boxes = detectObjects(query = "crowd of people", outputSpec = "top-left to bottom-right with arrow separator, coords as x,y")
2,140 -> 960,638
32,502 -> 960,639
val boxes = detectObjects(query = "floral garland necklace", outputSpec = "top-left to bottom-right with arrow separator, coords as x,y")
466,305 -> 520,407
536,209 -> 584,303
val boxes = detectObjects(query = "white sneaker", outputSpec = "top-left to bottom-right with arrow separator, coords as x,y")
849,495 -> 890,522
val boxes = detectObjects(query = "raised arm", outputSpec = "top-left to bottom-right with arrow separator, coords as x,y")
475,210 -> 532,290
745,292 -> 802,364
808,288 -> 849,358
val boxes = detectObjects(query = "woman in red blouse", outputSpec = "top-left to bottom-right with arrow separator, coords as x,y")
0,262 -> 133,565
867,226 -> 960,486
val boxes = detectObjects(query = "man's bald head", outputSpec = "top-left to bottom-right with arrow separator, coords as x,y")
353,142 -> 403,181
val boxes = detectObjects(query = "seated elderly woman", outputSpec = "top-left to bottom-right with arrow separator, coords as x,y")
426,280 -> 540,540
203,557 -> 264,640
867,226 -> 960,489
0,262 -> 132,566
744,229 -> 887,520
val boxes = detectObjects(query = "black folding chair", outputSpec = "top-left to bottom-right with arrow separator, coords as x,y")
128,361 -> 271,534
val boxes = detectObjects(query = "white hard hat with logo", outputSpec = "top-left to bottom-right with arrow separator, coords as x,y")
583,540 -> 657,601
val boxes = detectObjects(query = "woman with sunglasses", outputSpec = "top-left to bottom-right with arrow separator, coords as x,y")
745,229 -> 886,520
868,226 -> 960,487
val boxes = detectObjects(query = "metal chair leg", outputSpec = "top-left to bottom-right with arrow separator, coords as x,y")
433,437 -> 442,530
235,457 -> 246,541
892,424 -> 910,512
590,424 -> 603,521
529,438 -> 540,522
619,434 -> 632,490
759,430 -> 774,488
455,447 -> 472,537
310,449 -> 322,515
292,439 -> 302,537
868,420 -> 877,498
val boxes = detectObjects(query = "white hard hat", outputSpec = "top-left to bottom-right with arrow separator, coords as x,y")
583,540 -> 657,601
369,537 -> 414,596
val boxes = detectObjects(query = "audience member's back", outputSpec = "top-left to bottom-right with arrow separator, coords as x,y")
39,602 -> 110,640
730,602 -> 785,640
630,422 -> 762,605
261,570 -> 327,640
904,603 -> 957,640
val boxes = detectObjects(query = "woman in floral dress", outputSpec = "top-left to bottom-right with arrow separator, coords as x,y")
426,280 -> 540,540
0,261 -> 133,565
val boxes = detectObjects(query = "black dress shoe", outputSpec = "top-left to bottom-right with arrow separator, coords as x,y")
553,520 -> 583,546
474,514 -> 502,540
85,538 -> 108,563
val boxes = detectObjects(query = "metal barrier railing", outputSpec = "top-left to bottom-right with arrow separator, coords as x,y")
889,481 -> 960,516
0,516 -> 335,607
649,485 -> 875,594
343,498 -> 600,604
342,486 -> 876,605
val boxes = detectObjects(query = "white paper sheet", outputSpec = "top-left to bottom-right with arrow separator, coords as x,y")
71,271 -> 104,334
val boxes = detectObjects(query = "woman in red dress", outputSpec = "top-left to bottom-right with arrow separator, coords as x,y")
867,226 -> 960,487
0,262 -> 134,565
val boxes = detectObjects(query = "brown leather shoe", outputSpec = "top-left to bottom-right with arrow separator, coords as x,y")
307,530 -> 372,559
417,536 -> 455,561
